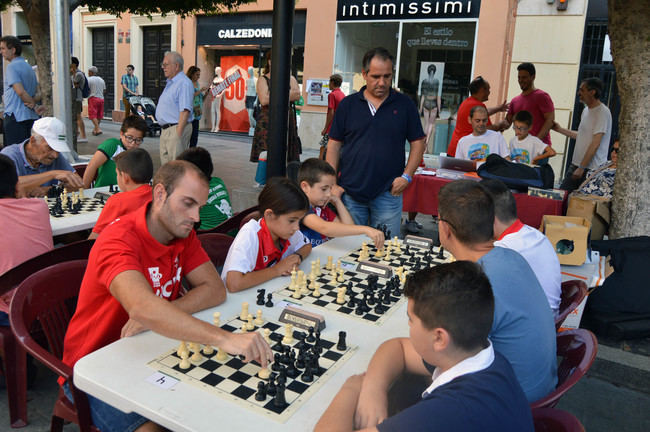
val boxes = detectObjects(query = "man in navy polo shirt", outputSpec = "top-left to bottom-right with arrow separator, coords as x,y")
326,47 -> 425,237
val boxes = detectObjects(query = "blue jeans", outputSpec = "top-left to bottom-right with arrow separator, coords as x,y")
63,382 -> 148,432
342,190 -> 403,239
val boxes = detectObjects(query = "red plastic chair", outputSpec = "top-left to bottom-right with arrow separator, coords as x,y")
197,205 -> 260,235
530,329 -> 598,409
198,233 -> 235,269
556,280 -> 588,330
9,260 -> 98,432
532,407 -> 585,431
0,239 -> 94,428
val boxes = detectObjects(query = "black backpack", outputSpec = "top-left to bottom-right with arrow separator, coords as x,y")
80,72 -> 90,98
477,154 -> 554,191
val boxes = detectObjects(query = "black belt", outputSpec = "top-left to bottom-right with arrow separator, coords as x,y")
161,123 -> 178,130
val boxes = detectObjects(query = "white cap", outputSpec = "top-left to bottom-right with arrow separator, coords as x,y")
32,117 -> 70,153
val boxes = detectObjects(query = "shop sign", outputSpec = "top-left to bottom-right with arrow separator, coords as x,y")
337,0 -> 481,21
217,28 -> 272,40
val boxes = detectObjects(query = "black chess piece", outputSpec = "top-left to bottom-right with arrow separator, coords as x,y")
255,381 -> 267,401
274,382 -> 287,407
99,195 -> 104,204
295,351 -> 305,369
347,296 -> 356,308
256,289 -> 266,306
267,375 -> 277,396
374,303 -> 385,315
336,331 -> 347,351
306,327 -> 316,343
285,361 -> 299,379
301,365 -> 314,382
265,293 -> 274,307
109,184 -> 114,193
272,353 -> 281,371
276,369 -> 287,386
437,246 -> 445,260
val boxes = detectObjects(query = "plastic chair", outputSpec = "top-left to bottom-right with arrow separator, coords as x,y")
530,329 -> 598,409
198,233 -> 235,269
532,407 -> 585,432
0,239 -> 94,428
197,205 -> 260,235
556,280 -> 588,330
9,260 -> 98,432
239,210 -> 261,229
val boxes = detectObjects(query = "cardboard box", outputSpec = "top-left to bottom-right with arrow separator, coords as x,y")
566,193 -> 611,240
541,215 -> 592,266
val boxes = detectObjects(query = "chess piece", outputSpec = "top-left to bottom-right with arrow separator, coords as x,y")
255,381 -> 267,401
265,293 -> 274,307
213,311 -> 221,326
241,322 -> 248,333
437,246 -> 445,260
240,302 -> 249,321
215,347 -> 228,362
177,341 -> 189,357
315,258 -> 321,276
282,323 -> 294,344
203,344 -> 214,355
326,256 -> 333,270
256,289 -> 266,306
254,309 -> 264,326
273,382 -> 287,407
375,246 -> 384,258
179,350 -> 191,369
336,331 -> 347,351
246,313 -> 255,330
336,287 -> 346,304
337,268 -> 345,282
306,327 -> 316,343
267,375 -> 277,396
263,328 -> 272,344
336,259 -> 341,271
258,366 -> 271,380
312,282 -> 321,297
190,344 -> 203,362
292,282 -> 302,299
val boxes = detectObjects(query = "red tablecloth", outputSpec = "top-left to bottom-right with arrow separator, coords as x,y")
403,174 -> 567,229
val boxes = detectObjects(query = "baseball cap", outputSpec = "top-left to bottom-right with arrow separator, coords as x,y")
32,117 -> 70,153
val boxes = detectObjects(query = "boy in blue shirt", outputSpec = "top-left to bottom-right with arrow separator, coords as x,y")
316,261 -> 534,431
298,158 -> 384,248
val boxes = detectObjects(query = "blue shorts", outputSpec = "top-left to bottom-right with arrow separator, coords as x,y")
63,382 -> 148,432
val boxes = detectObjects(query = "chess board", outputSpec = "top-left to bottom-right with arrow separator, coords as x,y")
47,196 -> 105,218
148,316 -> 355,423
273,241 -> 453,325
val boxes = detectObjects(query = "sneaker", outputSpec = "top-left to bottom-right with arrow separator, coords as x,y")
405,219 -> 421,233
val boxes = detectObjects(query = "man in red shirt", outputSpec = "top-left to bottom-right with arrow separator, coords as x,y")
447,76 -> 507,157
89,148 -> 153,238
320,74 -> 345,160
62,160 -> 272,432
498,63 -> 555,148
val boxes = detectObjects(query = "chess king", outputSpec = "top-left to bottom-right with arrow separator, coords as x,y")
61,160 -> 273,432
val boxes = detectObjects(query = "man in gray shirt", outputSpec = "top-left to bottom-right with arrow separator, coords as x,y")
71,56 -> 87,148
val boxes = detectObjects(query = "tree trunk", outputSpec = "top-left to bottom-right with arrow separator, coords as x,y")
18,0 -> 53,116
608,0 -> 650,238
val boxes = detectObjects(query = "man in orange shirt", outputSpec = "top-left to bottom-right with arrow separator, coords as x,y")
89,148 -> 153,238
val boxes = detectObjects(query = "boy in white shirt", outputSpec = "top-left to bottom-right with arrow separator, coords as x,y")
456,106 -> 509,162
507,110 -> 556,164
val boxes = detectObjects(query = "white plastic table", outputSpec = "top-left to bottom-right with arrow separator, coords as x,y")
50,186 -> 110,236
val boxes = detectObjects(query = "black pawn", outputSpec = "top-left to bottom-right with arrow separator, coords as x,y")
437,246 -> 445,260
272,353 -> 281,371
255,381 -> 267,401
306,326 -> 316,343
267,376 -> 277,396
265,293 -> 274,307
301,365 -> 314,382
336,331 -> 347,351
274,382 -> 287,407
374,303 -> 385,315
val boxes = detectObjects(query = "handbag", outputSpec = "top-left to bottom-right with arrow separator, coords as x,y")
253,97 -> 262,121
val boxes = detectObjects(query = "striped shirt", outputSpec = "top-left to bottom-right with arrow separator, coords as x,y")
121,74 -> 138,97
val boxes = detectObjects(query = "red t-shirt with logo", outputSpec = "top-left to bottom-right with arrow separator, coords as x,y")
62,204 -> 209,372
448,96 -> 491,157
92,184 -> 153,234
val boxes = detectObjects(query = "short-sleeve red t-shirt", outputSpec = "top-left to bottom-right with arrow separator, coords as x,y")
92,184 -> 152,234
448,96 -> 491,157
507,89 -> 555,146
326,88 -> 345,134
62,203 -> 209,371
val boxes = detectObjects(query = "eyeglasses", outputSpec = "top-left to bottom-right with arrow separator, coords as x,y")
438,216 -> 457,232
123,135 -> 144,144
161,62 -> 171,68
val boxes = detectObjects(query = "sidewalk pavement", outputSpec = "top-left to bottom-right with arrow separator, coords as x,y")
1,119 -> 648,431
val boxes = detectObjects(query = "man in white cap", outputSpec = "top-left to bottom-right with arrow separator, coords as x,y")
0,117 -> 83,196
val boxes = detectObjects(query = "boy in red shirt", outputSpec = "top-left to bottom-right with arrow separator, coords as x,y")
89,148 -> 153,238
319,74 -> 345,160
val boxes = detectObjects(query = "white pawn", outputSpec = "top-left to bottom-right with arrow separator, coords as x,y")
190,344 -> 203,362
254,309 -> 264,326
292,283 -> 302,299
258,366 -> 271,380
215,347 -> 228,362
336,287 -> 346,304
179,350 -> 191,369
316,258 -> 322,276
336,259 -> 342,271
246,313 -> 255,331
282,323 -> 294,344
213,311 -> 221,326
177,341 -> 189,357
337,268 -> 345,282
263,328 -> 272,344
326,256 -> 333,270
313,281 -> 321,297
203,344 -> 214,355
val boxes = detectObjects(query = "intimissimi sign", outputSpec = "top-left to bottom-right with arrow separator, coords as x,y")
337,0 -> 480,21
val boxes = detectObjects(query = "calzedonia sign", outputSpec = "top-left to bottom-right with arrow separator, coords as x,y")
337,0 -> 481,21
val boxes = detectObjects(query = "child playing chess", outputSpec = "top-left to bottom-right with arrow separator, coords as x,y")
315,261 -> 533,432
506,110 -> 556,165
298,158 -> 384,248
221,177 -> 312,292
88,148 -> 153,239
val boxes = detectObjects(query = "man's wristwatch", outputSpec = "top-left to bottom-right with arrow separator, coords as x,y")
401,173 -> 412,183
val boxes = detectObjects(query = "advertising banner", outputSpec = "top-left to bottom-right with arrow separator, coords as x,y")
219,56 -> 254,133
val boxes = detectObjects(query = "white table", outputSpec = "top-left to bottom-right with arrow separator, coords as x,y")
50,186 -> 110,236
73,236 -> 410,432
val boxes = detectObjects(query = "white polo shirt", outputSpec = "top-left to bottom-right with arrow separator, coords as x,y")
494,220 -> 561,313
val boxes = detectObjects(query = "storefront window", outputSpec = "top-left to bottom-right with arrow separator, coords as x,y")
397,22 -> 476,117
333,22 -> 399,93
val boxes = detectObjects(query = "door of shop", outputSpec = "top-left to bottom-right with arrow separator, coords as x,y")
142,26 -> 171,103
92,27 -> 115,117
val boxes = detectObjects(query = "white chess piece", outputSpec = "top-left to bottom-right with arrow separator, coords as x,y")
179,350 -> 191,369
254,309 -> 264,326
246,313 -> 255,331
213,311 -> 221,326
282,324 -> 294,344
263,328 -> 272,344
240,302 -> 249,321
316,258 -> 321,275
313,282 -> 321,297
215,347 -> 228,362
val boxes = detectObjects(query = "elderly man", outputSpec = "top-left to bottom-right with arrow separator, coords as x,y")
62,160 -> 272,432
155,51 -> 194,165
0,35 -> 41,147
0,117 -> 83,196
87,66 -> 106,136
326,47 -> 425,238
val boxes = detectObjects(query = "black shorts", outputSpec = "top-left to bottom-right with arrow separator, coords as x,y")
246,95 -> 256,110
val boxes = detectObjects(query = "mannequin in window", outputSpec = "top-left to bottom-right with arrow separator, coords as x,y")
210,66 -> 224,132
419,64 -> 441,152
246,66 -> 257,136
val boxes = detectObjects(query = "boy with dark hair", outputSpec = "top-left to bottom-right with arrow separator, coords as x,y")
320,74 -> 345,159
507,110 -> 556,164
177,146 -> 233,231
480,178 -> 561,313
315,262 -> 533,431
89,148 -> 154,238
298,158 -> 384,248
436,180 -> 557,402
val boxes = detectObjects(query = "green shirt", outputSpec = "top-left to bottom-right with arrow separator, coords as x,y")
95,138 -> 125,187
199,177 -> 233,230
